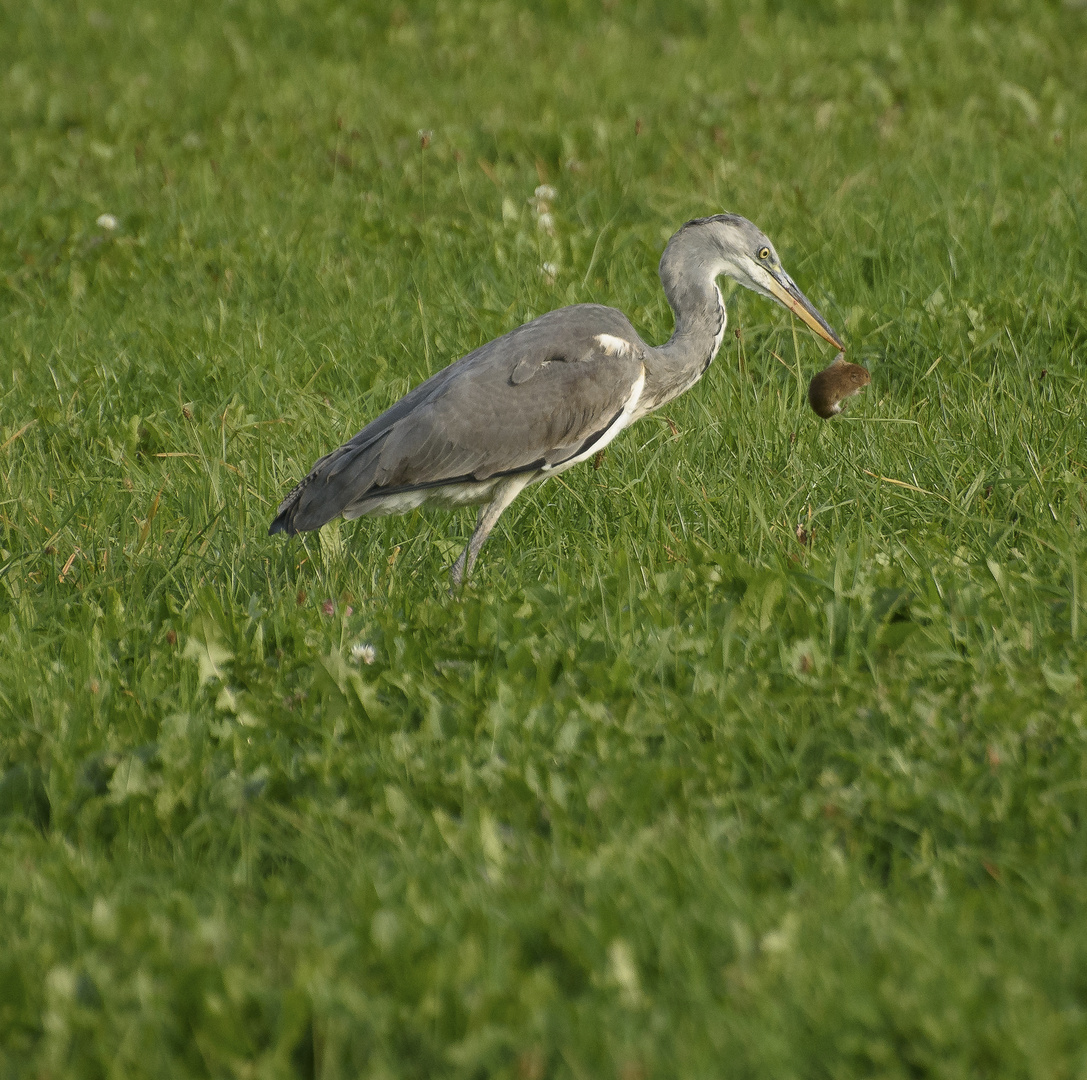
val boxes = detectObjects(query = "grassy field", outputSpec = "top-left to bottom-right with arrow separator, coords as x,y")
3,0 -> 1087,1075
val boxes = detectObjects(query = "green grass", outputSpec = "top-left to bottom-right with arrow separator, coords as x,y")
3,0 -> 1087,1075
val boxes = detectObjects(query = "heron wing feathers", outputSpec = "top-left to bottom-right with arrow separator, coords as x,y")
270,305 -> 647,534
373,305 -> 645,484
375,347 -> 642,487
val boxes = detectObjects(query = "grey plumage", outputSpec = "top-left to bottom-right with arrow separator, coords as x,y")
270,214 -> 844,583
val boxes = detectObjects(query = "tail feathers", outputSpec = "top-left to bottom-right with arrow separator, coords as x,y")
268,439 -> 384,536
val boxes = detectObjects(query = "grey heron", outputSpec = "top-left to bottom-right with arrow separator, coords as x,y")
270,213 -> 855,584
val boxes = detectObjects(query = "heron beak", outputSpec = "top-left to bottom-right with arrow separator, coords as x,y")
765,269 -> 844,350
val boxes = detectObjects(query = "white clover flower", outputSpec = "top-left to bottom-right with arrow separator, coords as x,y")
351,642 -> 376,665
96,213 -> 118,231
540,262 -> 558,282
530,184 -> 557,234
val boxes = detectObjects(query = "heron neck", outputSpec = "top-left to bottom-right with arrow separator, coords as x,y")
645,260 -> 726,411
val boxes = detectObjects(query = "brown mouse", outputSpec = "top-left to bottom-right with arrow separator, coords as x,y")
808,355 -> 871,419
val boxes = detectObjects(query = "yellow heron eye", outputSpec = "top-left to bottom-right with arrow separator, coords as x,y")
758,247 -> 770,260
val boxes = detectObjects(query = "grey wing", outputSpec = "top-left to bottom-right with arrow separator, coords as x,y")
269,305 -> 647,534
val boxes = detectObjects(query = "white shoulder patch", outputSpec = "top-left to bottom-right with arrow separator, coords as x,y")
595,333 -> 635,359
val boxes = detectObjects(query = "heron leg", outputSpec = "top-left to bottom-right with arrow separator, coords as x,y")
449,474 -> 533,588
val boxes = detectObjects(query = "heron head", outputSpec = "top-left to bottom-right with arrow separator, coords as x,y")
687,214 -> 845,351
